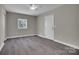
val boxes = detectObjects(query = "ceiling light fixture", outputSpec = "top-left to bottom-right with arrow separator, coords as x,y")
29,4 -> 39,10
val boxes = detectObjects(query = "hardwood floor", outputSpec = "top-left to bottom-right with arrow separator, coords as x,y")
0,35 -> 79,55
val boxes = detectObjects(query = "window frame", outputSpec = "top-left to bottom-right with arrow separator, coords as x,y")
17,19 -> 27,29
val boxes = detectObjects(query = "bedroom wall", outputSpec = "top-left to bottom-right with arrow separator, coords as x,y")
37,16 -> 45,36
6,12 -> 37,38
0,5 -> 6,50
37,4 -> 79,49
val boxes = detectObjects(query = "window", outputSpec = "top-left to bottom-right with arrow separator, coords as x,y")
18,19 -> 27,29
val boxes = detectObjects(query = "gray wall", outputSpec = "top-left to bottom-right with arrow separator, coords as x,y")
0,5 -> 6,49
37,5 -> 79,48
37,16 -> 45,36
6,12 -> 37,38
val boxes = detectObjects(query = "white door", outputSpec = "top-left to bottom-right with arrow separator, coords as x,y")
44,15 -> 54,40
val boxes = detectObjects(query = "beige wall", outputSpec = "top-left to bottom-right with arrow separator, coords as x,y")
0,5 -> 6,49
6,12 -> 37,38
37,16 -> 45,36
37,5 -> 79,48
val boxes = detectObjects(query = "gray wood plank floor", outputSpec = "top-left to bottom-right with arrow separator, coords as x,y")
0,35 -> 79,55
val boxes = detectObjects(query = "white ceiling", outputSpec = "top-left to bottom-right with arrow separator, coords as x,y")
3,4 -> 62,16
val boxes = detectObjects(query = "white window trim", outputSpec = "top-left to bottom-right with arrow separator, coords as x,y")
18,19 -> 27,29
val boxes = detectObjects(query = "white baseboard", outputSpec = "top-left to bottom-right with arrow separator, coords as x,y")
38,35 -> 79,49
0,42 -> 4,51
38,35 -> 46,38
54,39 -> 79,49
6,34 -> 37,39
38,35 -> 53,40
